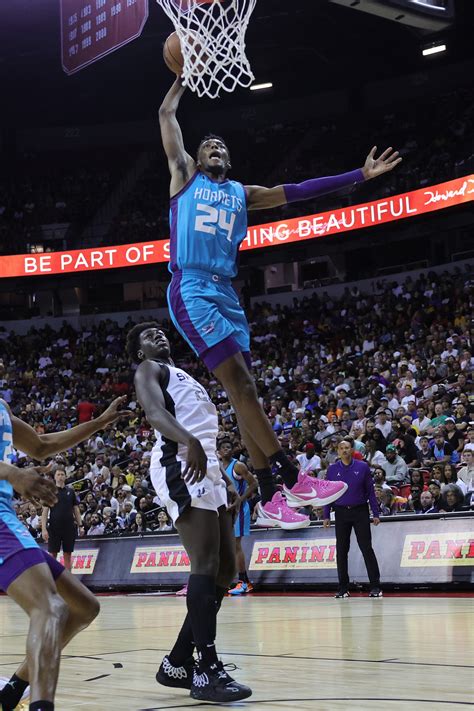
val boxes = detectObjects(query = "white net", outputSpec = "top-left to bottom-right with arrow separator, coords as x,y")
157,0 -> 257,99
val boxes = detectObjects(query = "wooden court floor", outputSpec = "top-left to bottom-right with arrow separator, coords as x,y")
0,594 -> 473,710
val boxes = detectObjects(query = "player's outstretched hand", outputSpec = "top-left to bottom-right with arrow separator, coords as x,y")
362,146 -> 402,180
98,396 -> 133,427
182,437 -> 207,484
8,467 -> 57,507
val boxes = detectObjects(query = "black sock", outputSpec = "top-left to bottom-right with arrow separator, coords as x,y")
254,467 -> 275,504
168,583 -> 227,666
186,574 -> 218,669
239,570 -> 249,584
269,450 -> 298,489
30,702 -> 54,711
0,673 -> 29,710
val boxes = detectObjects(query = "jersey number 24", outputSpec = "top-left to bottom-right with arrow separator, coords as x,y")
195,204 -> 236,242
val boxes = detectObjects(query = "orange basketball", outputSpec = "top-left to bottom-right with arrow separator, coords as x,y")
163,32 -> 184,75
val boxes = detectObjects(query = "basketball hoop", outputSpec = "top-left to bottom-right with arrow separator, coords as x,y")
156,0 -> 257,99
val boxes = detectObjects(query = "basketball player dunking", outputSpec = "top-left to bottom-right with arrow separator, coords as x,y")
159,78 -> 401,528
0,396 -> 129,711
217,438 -> 257,595
126,322 -> 252,703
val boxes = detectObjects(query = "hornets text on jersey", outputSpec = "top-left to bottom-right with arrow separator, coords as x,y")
169,171 -> 247,278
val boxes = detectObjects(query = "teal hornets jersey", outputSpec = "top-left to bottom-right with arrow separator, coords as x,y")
169,171 -> 247,278
226,458 -> 247,498
0,401 -> 14,501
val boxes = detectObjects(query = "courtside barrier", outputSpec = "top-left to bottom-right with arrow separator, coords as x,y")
52,513 -> 474,591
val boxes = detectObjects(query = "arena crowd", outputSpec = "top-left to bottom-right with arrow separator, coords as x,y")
1,265 -> 473,538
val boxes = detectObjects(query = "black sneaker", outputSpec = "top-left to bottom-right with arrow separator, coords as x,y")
156,654 -> 196,689
369,587 -> 383,598
335,589 -> 350,598
190,660 -> 252,702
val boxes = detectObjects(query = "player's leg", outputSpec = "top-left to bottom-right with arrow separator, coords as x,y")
61,525 -> 76,572
4,556 -> 69,709
10,558 -> 100,692
334,509 -> 353,598
352,506 -> 382,596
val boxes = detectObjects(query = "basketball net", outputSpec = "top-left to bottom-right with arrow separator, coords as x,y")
157,0 -> 257,99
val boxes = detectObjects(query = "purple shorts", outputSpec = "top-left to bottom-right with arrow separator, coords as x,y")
0,548 -> 65,592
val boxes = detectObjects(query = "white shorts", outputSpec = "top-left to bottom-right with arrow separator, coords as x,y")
150,451 -> 227,525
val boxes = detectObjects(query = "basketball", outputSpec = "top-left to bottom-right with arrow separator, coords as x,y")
163,32 -> 184,75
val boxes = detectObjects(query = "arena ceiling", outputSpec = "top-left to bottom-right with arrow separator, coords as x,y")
0,0 -> 473,127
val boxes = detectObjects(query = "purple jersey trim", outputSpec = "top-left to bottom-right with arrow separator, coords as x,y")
201,335 -> 242,371
168,272 -> 208,354
0,548 -> 64,592
284,169 -> 365,204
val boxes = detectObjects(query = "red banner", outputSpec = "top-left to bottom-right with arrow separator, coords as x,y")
60,0 -> 148,75
1,175 -> 472,278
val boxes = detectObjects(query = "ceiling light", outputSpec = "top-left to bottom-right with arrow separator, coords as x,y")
250,82 -> 273,91
422,43 -> 446,56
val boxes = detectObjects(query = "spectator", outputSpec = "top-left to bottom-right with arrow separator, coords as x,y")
296,443 -> 322,476
130,512 -> 151,533
457,449 -> 474,492
77,397 -> 97,423
416,490 -> 439,514
87,513 -> 105,536
365,439 -> 386,469
444,417 -> 465,453
429,433 -> 454,464
372,466 -> 392,491
382,444 -> 409,486
428,479 -> 443,510
375,410 -> 392,440
155,509 -> 173,533
440,464 -> 468,496
438,484 -> 465,512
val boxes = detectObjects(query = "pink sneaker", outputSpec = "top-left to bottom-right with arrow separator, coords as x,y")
176,584 -> 188,597
283,471 -> 348,507
255,492 -> 310,530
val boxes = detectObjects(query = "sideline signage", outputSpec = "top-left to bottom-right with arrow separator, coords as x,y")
0,175 -> 472,279
44,515 -> 474,590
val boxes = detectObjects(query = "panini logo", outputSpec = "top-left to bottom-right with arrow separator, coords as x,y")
401,533 -> 474,567
58,550 -> 98,575
249,539 -> 337,570
131,546 -> 190,573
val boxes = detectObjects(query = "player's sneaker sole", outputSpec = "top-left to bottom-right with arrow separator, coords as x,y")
255,514 -> 311,530
190,664 -> 252,702
284,481 -> 348,508
156,655 -> 195,690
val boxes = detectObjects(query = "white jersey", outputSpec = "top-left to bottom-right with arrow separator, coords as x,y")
152,361 -> 218,461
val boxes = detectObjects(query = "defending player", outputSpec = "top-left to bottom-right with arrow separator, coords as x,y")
0,396 -> 129,711
217,438 -> 256,595
159,78 -> 400,527
126,322 -> 252,703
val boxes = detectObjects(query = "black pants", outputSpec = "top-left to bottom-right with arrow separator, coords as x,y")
334,504 -> 380,588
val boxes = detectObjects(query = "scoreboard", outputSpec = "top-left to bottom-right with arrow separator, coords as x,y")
60,0 -> 149,75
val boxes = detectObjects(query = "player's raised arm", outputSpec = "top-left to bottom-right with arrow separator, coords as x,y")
245,146 -> 402,211
134,360 -> 207,483
159,78 -> 196,195
10,397 -> 131,460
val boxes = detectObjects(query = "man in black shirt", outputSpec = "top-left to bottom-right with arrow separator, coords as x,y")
42,468 -> 83,570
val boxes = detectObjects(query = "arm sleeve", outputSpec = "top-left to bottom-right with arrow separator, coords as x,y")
284,169 -> 365,204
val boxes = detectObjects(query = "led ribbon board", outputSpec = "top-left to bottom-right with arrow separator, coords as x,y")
0,175 -> 472,278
